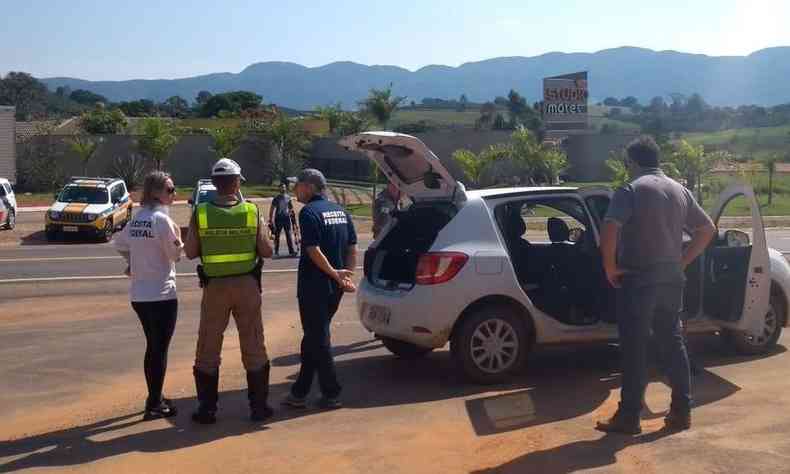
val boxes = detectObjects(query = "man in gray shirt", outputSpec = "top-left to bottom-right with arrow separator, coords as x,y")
596,136 -> 715,435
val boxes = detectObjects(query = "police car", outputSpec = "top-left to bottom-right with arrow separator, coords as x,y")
0,178 -> 16,230
45,177 -> 132,242
187,178 -> 244,210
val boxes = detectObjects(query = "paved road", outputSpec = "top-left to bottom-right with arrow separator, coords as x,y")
2,225 -> 789,282
2,274 -> 790,472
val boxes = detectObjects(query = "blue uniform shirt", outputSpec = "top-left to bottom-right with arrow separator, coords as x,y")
297,194 -> 357,298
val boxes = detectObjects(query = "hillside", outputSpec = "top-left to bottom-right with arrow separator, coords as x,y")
683,125 -> 790,159
41,47 -> 790,110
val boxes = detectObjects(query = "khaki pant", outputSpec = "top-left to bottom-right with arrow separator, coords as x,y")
195,274 -> 268,373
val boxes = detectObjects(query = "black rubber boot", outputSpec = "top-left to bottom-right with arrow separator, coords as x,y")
595,406 -> 642,435
247,364 -> 274,422
192,367 -> 219,424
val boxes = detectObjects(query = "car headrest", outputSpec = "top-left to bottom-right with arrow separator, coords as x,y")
547,217 -> 570,243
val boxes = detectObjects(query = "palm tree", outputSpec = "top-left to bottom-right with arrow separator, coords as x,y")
137,118 -> 179,170
260,115 -> 311,183
358,85 -> 406,130
69,132 -> 99,176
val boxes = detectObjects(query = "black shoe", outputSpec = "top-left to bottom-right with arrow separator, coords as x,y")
595,411 -> 641,435
282,393 -> 308,408
143,398 -> 178,421
664,410 -> 691,431
247,364 -> 274,422
316,396 -> 342,410
192,368 -> 219,425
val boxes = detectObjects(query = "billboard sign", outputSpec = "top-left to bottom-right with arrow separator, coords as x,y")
543,71 -> 588,133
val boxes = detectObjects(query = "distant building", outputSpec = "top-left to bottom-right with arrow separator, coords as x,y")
0,107 -> 16,183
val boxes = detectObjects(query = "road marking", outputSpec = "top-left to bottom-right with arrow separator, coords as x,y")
0,256 -> 122,263
0,267 -> 363,284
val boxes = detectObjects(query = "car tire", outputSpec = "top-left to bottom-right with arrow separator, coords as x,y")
450,304 -> 531,385
723,290 -> 785,355
5,210 -> 13,230
101,219 -> 114,243
380,337 -> 433,359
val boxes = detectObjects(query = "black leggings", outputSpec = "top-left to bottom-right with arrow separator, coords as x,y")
131,299 -> 178,408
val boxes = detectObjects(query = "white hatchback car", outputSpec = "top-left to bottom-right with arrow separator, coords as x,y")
342,132 -> 790,384
0,178 -> 16,230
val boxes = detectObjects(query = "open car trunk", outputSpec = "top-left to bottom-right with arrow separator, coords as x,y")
364,203 -> 456,290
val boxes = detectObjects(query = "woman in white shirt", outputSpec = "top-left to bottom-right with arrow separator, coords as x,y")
114,171 -> 183,420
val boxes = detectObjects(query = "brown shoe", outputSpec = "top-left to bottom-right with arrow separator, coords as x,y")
596,412 -> 642,435
664,410 -> 691,431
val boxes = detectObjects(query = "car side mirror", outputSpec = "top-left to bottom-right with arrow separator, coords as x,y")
725,229 -> 750,247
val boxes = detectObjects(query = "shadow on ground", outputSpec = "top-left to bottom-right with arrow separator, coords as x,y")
0,336 -> 781,472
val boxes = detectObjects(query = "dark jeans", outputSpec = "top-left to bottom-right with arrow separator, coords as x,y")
617,283 -> 692,418
131,299 -> 178,408
274,216 -> 295,255
291,291 -> 344,399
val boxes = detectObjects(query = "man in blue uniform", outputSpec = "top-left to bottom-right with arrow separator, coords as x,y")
282,169 -> 357,410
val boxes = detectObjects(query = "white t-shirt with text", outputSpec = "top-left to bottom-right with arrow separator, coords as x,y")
113,206 -> 182,302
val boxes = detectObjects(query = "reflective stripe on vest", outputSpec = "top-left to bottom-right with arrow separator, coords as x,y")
197,201 -> 259,278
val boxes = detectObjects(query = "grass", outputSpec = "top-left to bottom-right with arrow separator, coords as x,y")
345,203 -> 372,218
389,109 -> 483,128
682,125 -> 790,160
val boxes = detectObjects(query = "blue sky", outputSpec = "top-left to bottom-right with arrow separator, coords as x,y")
2,0 -> 789,80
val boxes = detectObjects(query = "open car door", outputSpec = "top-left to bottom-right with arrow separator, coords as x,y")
704,185 -> 770,337
339,132 -> 466,204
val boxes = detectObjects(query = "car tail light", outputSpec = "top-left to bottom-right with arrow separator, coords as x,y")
415,252 -> 468,285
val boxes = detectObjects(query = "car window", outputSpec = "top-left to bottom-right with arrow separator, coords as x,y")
499,197 -> 589,244
198,189 -> 217,203
111,184 -> 124,203
59,186 -> 109,204
585,196 -> 610,224
715,194 -> 753,247
0,185 -> 5,197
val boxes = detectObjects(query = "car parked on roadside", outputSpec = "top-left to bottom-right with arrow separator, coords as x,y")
45,177 -> 132,242
0,178 -> 16,230
342,132 -> 790,384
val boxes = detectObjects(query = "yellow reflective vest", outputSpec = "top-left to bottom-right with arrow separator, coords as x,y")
197,201 -> 259,278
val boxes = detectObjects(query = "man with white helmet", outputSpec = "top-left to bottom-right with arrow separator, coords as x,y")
184,158 -> 274,424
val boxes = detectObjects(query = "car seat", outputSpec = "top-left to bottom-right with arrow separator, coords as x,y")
505,212 -> 531,284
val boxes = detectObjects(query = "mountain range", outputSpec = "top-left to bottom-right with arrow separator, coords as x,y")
41,47 -> 790,110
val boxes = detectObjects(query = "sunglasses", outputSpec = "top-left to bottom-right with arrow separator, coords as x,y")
166,187 -> 176,195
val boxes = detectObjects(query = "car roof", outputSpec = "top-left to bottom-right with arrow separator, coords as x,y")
469,186 -> 579,199
67,177 -> 121,188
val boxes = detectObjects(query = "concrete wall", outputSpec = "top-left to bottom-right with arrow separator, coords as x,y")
0,107 -> 15,183
562,133 -> 637,182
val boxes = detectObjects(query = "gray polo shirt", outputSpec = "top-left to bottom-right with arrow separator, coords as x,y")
604,168 -> 713,285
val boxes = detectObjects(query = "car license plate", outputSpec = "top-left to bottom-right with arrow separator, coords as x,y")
367,306 -> 391,325
63,226 -> 79,232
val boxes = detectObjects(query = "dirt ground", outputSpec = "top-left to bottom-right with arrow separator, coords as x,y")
3,273 -> 790,473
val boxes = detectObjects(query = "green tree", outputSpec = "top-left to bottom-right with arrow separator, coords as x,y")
200,91 -> 262,118
358,85 -> 406,129
208,127 -> 246,159
335,111 -> 371,136
69,133 -> 99,175
606,151 -> 630,188
259,116 -> 311,182
69,89 -> 108,106
80,106 -> 128,134
137,118 -> 179,170
760,153 -> 783,205
668,140 -> 725,203
161,96 -> 190,118
315,103 -> 345,135
452,149 -> 489,188
0,72 -> 48,120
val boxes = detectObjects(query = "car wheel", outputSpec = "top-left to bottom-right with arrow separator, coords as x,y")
450,304 -> 531,385
5,210 -> 13,230
380,337 -> 433,359
724,291 -> 785,355
101,219 -> 114,242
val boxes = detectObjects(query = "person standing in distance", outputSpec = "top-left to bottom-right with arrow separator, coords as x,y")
269,183 -> 297,257
282,169 -> 357,410
596,136 -> 715,435
372,182 -> 401,239
113,171 -> 182,420
184,158 -> 275,424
